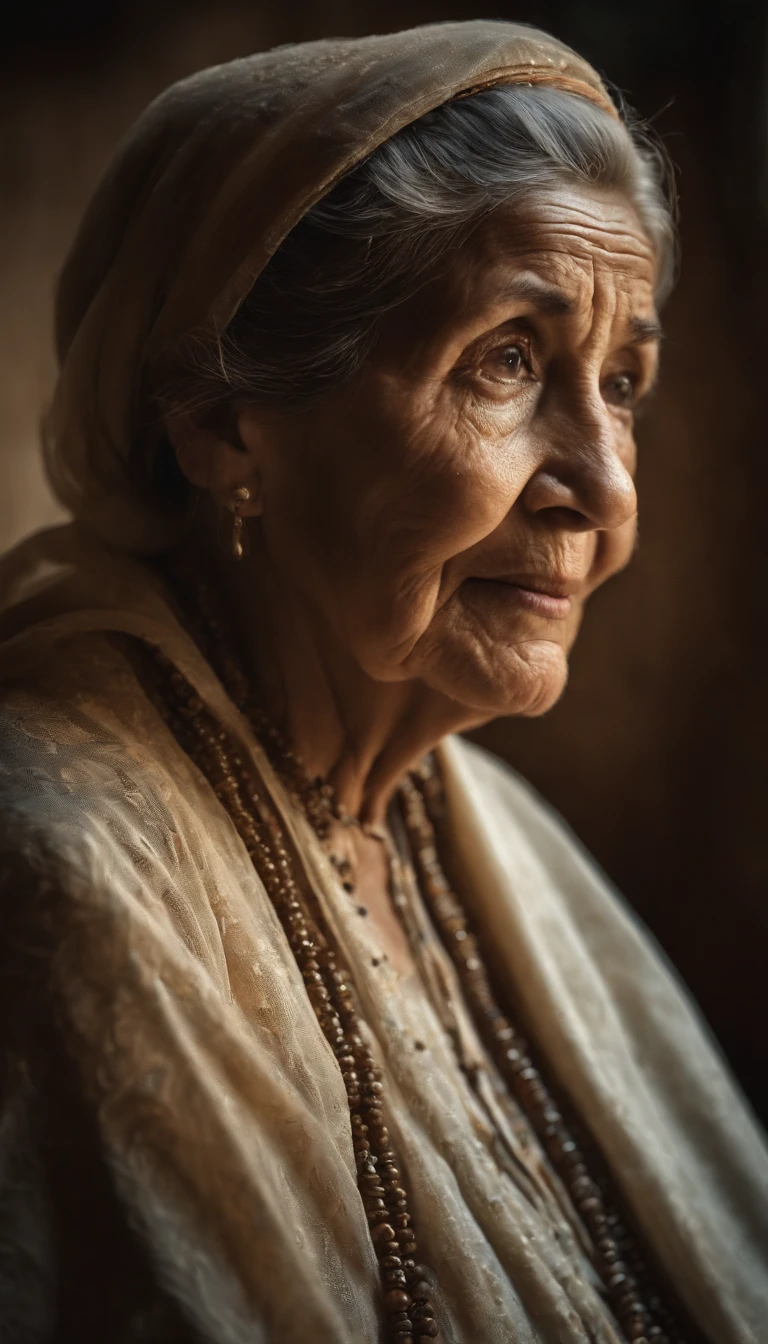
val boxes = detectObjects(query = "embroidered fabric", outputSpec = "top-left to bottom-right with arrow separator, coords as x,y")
0,528 -> 766,1342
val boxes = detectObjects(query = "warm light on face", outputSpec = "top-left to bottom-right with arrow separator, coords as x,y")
236,183 -> 660,720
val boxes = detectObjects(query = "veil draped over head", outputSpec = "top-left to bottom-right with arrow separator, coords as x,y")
45,21 -> 617,553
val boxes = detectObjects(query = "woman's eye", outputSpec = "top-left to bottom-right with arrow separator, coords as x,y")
477,343 -> 532,385
604,372 -> 637,409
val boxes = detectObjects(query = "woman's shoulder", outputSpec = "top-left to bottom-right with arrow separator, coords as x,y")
439,733 -> 668,970
0,632 -> 172,850
0,631 -> 240,999
0,631 -> 221,933
445,734 -> 560,816
442,734 -> 615,891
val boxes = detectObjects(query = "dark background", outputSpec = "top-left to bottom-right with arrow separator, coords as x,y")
2,1 -> 767,1123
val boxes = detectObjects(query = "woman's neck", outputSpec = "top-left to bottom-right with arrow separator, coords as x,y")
189,542 -> 482,825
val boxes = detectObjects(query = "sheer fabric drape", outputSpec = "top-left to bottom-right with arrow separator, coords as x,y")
0,527 -> 766,1342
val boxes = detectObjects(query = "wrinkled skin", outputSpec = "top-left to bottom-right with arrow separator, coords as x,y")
172,183 -> 660,836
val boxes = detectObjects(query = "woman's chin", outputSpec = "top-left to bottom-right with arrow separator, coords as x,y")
422,637 -> 570,719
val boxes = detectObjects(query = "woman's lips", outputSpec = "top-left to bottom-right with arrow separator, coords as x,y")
463,576 -> 574,619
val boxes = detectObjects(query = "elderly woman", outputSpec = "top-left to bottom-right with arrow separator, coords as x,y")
0,19 -> 765,1344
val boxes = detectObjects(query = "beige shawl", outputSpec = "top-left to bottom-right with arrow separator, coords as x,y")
1,524 -> 767,1343
2,20 -> 767,1344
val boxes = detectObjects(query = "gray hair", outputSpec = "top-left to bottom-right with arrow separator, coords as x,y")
153,82 -> 675,438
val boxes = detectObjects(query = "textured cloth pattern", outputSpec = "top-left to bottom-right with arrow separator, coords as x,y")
0,527 -> 766,1341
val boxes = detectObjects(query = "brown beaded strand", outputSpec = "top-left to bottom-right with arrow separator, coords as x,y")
150,648 -> 440,1342
398,764 -> 688,1344
158,565 -> 690,1343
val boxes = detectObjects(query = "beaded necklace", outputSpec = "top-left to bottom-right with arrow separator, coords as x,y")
149,566 -> 694,1344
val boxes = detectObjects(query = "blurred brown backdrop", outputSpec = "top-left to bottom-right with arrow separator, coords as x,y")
2,1 -> 767,1122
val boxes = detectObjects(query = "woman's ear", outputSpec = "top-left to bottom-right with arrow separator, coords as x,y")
164,412 -> 263,515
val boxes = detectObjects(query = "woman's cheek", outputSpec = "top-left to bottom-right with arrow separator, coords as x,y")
455,386 -> 540,496
444,434 -> 534,548
415,406 -> 535,546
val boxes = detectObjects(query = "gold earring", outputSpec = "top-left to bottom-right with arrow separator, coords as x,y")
229,485 -> 250,560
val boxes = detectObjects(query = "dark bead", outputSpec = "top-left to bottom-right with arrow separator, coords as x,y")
624,1306 -> 647,1325
578,1196 -> 602,1215
371,1223 -> 396,1243
410,1280 -> 431,1301
571,1176 -> 593,1200
599,1246 -> 620,1265
616,1288 -> 640,1310
415,1322 -> 440,1339
381,1255 -> 403,1271
410,1300 -> 436,1320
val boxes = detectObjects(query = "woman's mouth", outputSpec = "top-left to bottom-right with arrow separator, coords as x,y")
463,576 -> 576,620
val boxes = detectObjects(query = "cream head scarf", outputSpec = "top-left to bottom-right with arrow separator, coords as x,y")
44,21 -> 619,554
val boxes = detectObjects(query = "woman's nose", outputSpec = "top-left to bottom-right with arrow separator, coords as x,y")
521,405 -> 637,533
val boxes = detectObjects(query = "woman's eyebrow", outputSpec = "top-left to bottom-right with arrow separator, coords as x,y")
627,314 -> 663,345
494,279 -> 663,347
496,275 -> 574,316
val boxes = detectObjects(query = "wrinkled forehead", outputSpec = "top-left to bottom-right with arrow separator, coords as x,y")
460,189 -> 657,292
374,186 -> 659,368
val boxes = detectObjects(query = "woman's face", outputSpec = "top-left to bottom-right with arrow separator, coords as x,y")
239,183 -> 660,718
